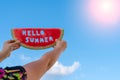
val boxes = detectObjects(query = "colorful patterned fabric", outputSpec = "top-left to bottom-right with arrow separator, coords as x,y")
0,66 -> 27,80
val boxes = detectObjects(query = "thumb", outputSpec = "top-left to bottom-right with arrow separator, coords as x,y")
12,40 -> 20,45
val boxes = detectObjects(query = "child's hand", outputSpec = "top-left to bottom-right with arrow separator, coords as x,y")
1,40 -> 20,57
54,40 -> 67,52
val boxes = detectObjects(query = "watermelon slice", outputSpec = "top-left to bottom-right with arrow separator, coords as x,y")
11,28 -> 64,49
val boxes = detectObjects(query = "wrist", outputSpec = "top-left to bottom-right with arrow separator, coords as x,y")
1,50 -> 9,58
0,51 -> 8,62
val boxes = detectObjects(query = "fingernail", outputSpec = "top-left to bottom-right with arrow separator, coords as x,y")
55,39 -> 58,41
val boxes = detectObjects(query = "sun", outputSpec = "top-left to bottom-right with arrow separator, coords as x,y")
101,1 -> 113,12
87,0 -> 120,25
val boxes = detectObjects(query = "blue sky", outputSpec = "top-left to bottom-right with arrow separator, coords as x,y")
0,0 -> 120,80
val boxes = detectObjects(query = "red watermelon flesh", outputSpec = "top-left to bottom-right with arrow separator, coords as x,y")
12,28 -> 64,49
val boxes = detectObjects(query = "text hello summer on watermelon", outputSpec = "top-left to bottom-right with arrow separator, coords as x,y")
22,30 -> 54,43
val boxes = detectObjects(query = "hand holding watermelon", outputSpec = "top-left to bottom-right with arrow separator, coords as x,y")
1,40 -> 20,60
54,39 -> 67,52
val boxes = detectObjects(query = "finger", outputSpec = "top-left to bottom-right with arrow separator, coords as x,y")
10,42 -> 20,49
55,39 -> 61,42
15,40 -> 20,44
52,39 -> 58,48
12,40 -> 21,45
6,40 -> 16,43
55,39 -> 59,44
14,46 -> 20,50
14,45 -> 20,48
56,39 -> 63,44
52,39 -> 60,48
11,47 -> 17,51
11,46 -> 20,51
55,39 -> 61,43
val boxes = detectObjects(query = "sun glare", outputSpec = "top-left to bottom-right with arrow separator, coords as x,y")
87,0 -> 120,25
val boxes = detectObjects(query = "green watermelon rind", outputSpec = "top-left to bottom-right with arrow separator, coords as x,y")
11,28 -> 64,50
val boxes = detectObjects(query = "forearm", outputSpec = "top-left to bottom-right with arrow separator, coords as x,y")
42,48 -> 63,70
48,48 -> 62,66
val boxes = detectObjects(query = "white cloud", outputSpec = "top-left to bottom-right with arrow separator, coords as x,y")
41,61 -> 81,80
20,54 -> 32,62
47,61 -> 80,76
19,54 -> 37,64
